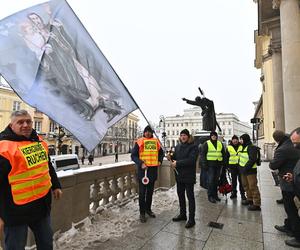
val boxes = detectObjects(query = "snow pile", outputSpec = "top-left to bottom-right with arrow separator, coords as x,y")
54,187 -> 178,249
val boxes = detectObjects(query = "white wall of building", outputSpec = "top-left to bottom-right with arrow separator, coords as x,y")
162,107 -> 252,148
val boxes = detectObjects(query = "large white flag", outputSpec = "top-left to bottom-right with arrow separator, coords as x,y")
0,0 -> 138,151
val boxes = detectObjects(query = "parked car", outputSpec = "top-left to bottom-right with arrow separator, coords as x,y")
50,154 -> 80,171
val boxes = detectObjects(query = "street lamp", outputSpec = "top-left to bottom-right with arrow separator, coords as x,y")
55,125 -> 65,155
250,118 -> 261,146
159,115 -> 166,151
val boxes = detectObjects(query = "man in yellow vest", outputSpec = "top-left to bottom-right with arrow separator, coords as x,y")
0,110 -> 62,250
131,125 -> 164,223
226,135 -> 246,200
238,133 -> 261,211
201,131 -> 225,203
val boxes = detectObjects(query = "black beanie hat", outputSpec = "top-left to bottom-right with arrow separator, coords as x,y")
232,135 -> 239,140
143,125 -> 153,134
240,133 -> 251,144
180,129 -> 190,136
210,131 -> 218,137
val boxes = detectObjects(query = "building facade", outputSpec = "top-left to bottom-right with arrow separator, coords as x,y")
253,0 -> 300,159
159,107 -> 251,149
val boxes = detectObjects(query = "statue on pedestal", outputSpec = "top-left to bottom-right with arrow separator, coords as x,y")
182,87 -> 221,132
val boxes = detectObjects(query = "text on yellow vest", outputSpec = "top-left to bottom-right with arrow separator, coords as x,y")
137,137 -> 160,166
0,139 -> 52,205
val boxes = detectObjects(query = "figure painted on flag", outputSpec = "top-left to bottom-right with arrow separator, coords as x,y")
19,12 -> 122,121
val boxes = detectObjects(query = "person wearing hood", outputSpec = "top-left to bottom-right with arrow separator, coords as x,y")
238,133 -> 261,211
167,129 -> 198,228
131,125 -> 164,223
201,131 -> 226,203
226,135 -> 246,200
0,110 -> 62,250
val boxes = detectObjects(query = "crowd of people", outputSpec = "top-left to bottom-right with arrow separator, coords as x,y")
131,124 -> 300,244
1,110 -> 300,248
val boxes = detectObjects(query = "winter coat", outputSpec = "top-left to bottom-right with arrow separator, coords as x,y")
172,136 -> 199,184
269,136 -> 300,191
201,139 -> 225,169
0,126 -> 61,226
131,139 -> 164,182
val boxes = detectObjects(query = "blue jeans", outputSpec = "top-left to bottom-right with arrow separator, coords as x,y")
4,216 -> 53,250
207,166 -> 221,198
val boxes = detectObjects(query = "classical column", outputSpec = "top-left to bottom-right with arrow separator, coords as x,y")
275,0 -> 300,132
268,24 -> 285,131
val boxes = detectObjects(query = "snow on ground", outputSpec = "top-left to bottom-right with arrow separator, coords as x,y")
54,186 -> 178,250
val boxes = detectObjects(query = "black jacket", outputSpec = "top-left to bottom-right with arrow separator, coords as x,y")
238,142 -> 258,175
269,136 -> 300,191
172,136 -> 198,184
201,139 -> 225,168
131,138 -> 164,182
0,126 -> 61,226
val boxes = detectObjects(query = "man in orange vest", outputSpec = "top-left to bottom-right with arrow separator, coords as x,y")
0,110 -> 62,250
131,125 -> 164,223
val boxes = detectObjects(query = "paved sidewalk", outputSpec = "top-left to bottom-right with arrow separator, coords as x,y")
77,162 -> 295,250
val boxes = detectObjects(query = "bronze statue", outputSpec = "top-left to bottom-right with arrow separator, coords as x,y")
182,87 -> 221,132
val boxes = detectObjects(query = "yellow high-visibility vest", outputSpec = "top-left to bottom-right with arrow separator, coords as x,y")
0,139 -> 52,205
227,145 -> 243,165
238,146 -> 257,169
137,137 -> 160,166
206,140 -> 223,161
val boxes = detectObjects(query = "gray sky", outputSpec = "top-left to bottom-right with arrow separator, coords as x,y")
0,0 -> 261,125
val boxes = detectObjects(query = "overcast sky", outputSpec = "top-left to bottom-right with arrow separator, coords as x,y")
0,0 -> 261,126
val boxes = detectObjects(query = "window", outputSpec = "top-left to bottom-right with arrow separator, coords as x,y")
176,123 -> 179,127
12,101 -> 21,111
228,129 -> 232,135
34,121 -> 42,132
228,121 -> 231,125
176,130 -> 179,135
181,123 -> 183,126
49,121 -> 56,133
172,131 -> 175,135
167,131 -> 170,135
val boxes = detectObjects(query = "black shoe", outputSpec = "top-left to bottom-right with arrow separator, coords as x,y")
140,214 -> 147,223
172,214 -> 187,222
274,225 -> 293,236
230,193 -> 237,199
248,205 -> 261,211
285,238 -> 300,248
215,196 -> 221,202
185,220 -> 195,228
276,198 -> 284,204
208,197 -> 216,203
146,210 -> 156,218
242,200 -> 250,205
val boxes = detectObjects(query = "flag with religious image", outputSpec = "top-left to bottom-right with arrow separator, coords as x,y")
0,0 -> 138,151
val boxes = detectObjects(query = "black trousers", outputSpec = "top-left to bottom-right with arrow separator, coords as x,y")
282,190 -> 300,240
177,182 -> 195,221
229,166 -> 245,197
139,181 -> 155,215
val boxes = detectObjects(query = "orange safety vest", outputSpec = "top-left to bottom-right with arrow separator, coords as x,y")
137,137 -> 160,167
0,139 -> 52,205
